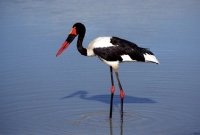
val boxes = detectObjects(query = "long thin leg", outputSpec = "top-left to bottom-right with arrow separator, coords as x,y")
115,71 -> 125,121
109,66 -> 115,119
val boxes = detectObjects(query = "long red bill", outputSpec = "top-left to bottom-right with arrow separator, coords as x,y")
56,41 -> 70,57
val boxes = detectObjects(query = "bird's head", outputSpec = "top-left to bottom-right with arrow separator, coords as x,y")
56,23 -> 85,57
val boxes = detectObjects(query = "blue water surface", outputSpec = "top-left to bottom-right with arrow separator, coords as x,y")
0,0 -> 200,135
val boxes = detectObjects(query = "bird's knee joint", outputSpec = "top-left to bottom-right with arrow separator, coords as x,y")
120,90 -> 125,98
110,86 -> 115,94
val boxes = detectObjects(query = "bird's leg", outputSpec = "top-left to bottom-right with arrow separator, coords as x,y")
109,66 -> 115,119
115,71 -> 125,121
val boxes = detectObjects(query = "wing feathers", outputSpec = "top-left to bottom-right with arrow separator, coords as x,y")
92,36 -> 159,63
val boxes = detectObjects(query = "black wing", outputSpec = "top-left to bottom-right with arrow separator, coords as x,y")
93,37 -> 152,62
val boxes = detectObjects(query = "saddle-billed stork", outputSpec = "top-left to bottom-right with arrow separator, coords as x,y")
56,22 -> 159,121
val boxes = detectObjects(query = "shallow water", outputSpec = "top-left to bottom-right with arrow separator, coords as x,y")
1,0 -> 200,135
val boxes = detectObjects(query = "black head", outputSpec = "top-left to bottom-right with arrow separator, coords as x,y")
56,22 -> 86,57
72,22 -> 86,35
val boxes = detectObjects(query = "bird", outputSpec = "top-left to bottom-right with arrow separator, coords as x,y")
56,22 -> 159,121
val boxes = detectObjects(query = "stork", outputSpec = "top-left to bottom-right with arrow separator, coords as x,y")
56,22 -> 159,121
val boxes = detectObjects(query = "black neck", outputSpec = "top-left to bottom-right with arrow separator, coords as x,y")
77,30 -> 87,56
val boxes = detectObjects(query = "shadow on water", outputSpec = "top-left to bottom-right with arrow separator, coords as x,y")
61,90 -> 156,108
62,91 -> 156,135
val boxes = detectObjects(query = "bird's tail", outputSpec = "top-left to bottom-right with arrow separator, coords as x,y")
140,48 -> 159,64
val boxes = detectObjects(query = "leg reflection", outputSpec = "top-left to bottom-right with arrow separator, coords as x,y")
109,119 -> 113,135
120,119 -> 123,135
109,118 -> 123,135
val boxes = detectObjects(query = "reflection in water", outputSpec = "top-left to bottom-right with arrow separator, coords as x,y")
63,90 -> 156,135
1,0 -> 200,134
109,119 -> 123,135
109,119 -> 113,135
121,120 -> 123,135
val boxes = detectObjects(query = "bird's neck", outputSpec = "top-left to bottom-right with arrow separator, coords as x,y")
77,32 -> 87,56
